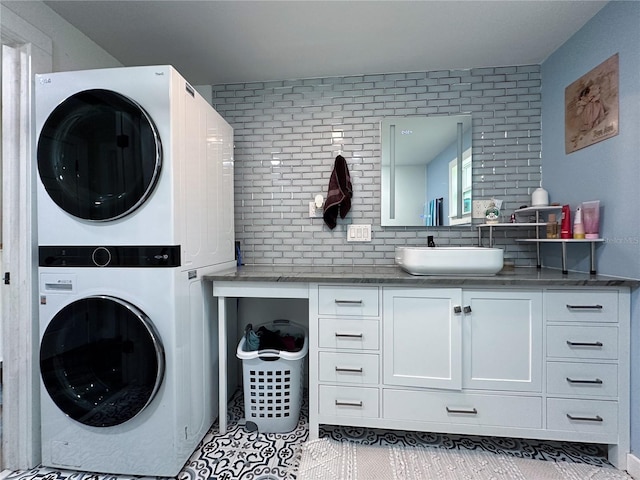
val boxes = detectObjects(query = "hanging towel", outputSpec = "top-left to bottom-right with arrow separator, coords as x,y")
435,197 -> 443,226
426,199 -> 436,226
323,155 -> 352,229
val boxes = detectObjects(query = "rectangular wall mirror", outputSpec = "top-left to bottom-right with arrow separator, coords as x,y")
381,115 -> 472,227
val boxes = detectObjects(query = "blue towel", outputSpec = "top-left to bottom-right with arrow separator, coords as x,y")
426,199 -> 436,226
244,324 -> 260,351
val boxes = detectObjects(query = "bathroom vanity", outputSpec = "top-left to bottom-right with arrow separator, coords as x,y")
206,265 -> 635,469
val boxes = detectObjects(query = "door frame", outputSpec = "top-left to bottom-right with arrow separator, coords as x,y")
1,4 -> 52,470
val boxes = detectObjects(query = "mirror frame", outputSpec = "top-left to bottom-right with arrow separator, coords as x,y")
381,115 -> 472,227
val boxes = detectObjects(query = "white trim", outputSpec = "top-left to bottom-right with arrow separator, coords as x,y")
1,43 -> 40,471
628,453 -> 640,479
0,5 -> 52,55
1,6 -> 53,472
449,215 -> 472,226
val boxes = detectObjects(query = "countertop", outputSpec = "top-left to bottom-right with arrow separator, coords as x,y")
204,264 -> 639,287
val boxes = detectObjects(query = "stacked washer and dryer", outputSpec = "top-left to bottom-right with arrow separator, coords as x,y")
35,66 -> 235,477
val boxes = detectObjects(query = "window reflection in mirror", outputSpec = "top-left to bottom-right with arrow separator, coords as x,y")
381,115 -> 472,227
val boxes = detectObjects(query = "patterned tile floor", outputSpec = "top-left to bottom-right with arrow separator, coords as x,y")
2,389 -> 616,480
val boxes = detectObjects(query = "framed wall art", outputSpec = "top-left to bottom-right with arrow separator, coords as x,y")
565,53 -> 619,154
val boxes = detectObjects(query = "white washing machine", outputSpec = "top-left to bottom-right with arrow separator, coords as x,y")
35,65 -> 235,272
38,253 -> 220,477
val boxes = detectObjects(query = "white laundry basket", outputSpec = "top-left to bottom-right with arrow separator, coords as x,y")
236,319 -> 308,433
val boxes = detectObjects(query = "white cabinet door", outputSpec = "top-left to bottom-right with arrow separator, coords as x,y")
462,290 -> 542,392
383,288 -> 462,390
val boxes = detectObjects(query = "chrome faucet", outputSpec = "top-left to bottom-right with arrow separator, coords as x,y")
427,235 -> 436,247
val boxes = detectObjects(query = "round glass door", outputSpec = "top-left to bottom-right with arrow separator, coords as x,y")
40,296 -> 165,427
37,89 -> 162,221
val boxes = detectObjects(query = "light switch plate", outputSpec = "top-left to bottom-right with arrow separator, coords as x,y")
347,224 -> 372,242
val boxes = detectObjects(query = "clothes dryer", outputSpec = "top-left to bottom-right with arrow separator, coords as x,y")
35,66 -> 235,272
38,250 -> 219,476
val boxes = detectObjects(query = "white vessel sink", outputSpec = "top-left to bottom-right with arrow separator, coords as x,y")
395,246 -> 504,276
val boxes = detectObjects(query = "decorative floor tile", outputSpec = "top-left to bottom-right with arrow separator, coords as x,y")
3,389 -> 615,480
179,389 -> 308,480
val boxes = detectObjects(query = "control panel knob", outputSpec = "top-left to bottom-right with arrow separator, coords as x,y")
92,247 -> 112,267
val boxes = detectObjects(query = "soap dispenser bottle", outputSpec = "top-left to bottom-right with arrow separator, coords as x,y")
573,207 -> 585,239
546,213 -> 558,239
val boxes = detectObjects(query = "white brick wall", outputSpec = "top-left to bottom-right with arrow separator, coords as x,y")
211,66 -> 542,267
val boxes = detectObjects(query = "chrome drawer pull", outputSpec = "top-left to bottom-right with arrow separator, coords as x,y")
566,377 -> 603,385
566,304 -> 603,310
566,414 -> 603,422
566,340 -> 604,348
335,332 -> 363,338
446,407 -> 478,415
335,299 -> 363,305
335,400 -> 363,407
335,366 -> 364,373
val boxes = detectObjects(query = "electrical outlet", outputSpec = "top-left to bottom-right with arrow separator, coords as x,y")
308,201 -> 323,218
472,200 -> 494,219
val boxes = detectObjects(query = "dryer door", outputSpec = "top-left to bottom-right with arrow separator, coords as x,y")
40,295 -> 165,427
37,89 -> 162,221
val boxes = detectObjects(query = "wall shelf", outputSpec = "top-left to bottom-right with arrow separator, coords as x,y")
517,238 -> 604,274
514,205 -> 562,215
477,206 -> 604,274
477,223 -> 544,249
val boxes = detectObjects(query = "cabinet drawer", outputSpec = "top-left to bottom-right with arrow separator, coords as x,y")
547,362 -> 617,397
383,389 -> 542,429
545,290 -> 618,323
546,398 -> 618,439
318,318 -> 379,350
319,352 -> 379,384
318,286 -> 379,317
319,385 -> 379,418
547,325 -> 618,360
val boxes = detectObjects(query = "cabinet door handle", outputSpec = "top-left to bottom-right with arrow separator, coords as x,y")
334,332 -> 363,338
335,366 -> 363,373
335,400 -> 363,407
566,304 -> 603,310
463,305 -> 472,314
566,340 -> 604,348
566,414 -> 603,422
453,305 -> 462,314
446,407 -> 478,415
334,299 -> 363,305
566,377 -> 603,385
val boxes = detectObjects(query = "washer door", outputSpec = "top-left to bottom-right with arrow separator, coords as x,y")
40,296 -> 165,427
37,89 -> 162,221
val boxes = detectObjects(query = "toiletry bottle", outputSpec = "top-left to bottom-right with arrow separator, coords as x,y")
581,200 -> 600,239
560,205 -> 572,239
546,213 -> 558,239
573,207 -> 585,239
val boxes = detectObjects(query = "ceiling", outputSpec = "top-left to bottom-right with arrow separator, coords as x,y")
42,0 -> 608,86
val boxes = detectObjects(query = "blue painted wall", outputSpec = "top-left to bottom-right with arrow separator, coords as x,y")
541,0 -> 640,454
